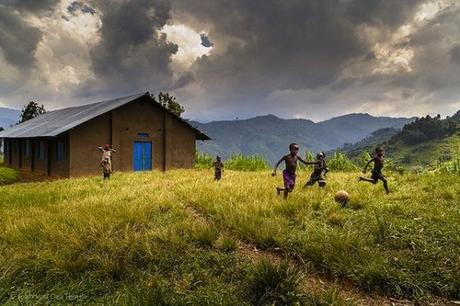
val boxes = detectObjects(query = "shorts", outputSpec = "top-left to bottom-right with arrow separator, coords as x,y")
283,170 -> 296,188
371,169 -> 385,181
214,170 -> 222,181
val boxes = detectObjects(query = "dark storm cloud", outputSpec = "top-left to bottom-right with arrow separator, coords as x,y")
67,1 -> 96,15
451,45 -> 460,64
200,33 -> 213,48
171,0 -> 425,110
0,7 -> 42,68
82,0 -> 179,96
344,0 -> 423,27
0,0 -> 59,70
3,0 -> 59,13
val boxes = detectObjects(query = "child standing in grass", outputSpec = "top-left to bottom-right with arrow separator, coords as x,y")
304,152 -> 329,188
359,145 -> 389,194
272,143 -> 315,199
98,144 -> 116,180
211,155 -> 224,181
101,158 -> 111,180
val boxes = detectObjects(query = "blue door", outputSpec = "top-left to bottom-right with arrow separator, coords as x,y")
133,141 -> 152,171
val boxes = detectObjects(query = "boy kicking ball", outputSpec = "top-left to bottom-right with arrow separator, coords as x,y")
359,145 -> 390,194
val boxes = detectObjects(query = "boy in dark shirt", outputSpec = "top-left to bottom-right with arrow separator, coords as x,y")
272,143 -> 316,199
304,152 -> 328,188
359,146 -> 389,194
211,155 -> 224,181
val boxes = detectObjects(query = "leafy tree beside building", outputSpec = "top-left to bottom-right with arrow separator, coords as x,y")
151,92 -> 185,117
19,101 -> 46,123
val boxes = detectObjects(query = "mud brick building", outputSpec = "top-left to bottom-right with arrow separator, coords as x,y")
0,93 -> 209,178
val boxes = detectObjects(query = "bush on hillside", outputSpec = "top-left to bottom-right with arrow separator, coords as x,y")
391,115 -> 457,145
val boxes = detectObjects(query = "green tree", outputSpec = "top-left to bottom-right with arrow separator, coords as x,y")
19,101 -> 46,123
152,92 -> 185,117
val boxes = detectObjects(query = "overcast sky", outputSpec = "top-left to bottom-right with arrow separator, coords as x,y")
0,0 -> 459,122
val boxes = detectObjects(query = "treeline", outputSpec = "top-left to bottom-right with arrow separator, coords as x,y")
389,114 -> 458,145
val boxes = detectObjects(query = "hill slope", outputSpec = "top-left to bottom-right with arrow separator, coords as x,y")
0,107 -> 20,128
339,113 -> 460,168
194,113 -> 413,163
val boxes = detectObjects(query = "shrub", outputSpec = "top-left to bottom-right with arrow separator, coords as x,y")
327,153 -> 358,171
0,166 -> 19,185
195,152 -> 214,169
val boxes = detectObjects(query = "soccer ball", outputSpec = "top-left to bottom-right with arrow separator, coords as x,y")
334,190 -> 349,206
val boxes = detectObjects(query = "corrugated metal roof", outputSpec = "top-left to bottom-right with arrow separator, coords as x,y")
0,93 -> 210,140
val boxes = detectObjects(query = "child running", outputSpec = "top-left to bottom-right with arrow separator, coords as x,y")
359,146 -> 389,194
211,155 -> 224,181
304,152 -> 329,188
272,143 -> 316,199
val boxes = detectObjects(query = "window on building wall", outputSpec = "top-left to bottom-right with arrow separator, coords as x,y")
56,141 -> 64,162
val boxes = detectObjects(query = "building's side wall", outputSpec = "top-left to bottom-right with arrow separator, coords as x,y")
168,115 -> 197,169
112,97 -> 165,172
69,113 -> 111,177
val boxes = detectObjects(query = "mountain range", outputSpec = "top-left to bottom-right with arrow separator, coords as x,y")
0,108 -> 20,128
192,113 -> 415,163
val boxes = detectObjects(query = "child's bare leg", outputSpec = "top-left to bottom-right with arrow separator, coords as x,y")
382,179 -> 389,194
284,185 -> 294,199
359,177 -> 376,184
304,181 -> 314,188
276,187 -> 285,195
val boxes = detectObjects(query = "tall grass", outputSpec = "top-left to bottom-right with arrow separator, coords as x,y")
327,152 -> 358,171
196,152 -> 269,171
0,169 -> 458,303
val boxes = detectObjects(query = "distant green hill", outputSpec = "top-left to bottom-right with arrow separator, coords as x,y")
339,112 -> 460,168
193,113 -> 414,163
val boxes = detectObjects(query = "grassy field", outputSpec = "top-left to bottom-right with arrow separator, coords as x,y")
0,169 -> 458,305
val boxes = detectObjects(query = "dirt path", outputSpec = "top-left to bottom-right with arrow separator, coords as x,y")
184,203 -> 452,306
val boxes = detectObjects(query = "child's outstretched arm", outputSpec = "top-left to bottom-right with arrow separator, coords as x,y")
272,156 -> 285,176
363,159 -> 373,173
299,156 -> 318,165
